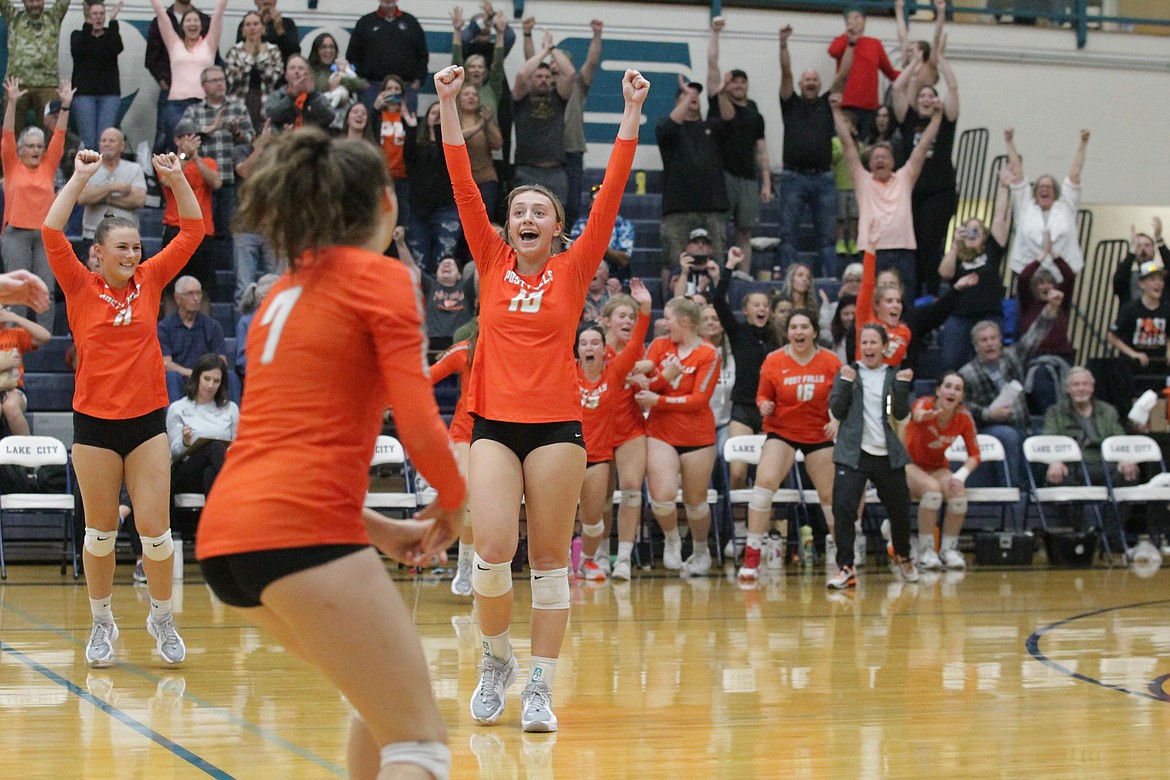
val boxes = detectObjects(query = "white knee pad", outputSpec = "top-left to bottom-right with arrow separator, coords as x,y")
946,495 -> 968,514
919,491 -> 943,510
649,498 -> 675,518
83,527 -> 117,557
620,489 -> 642,508
471,554 -> 512,598
684,502 -> 709,521
748,486 -> 775,512
530,567 -> 570,610
140,531 -> 175,561
381,741 -> 451,780
582,520 -> 605,538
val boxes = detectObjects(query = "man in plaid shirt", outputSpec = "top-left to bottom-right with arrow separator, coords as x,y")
959,288 -> 1064,487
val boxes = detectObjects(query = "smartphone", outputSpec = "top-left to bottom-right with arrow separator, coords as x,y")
330,63 -> 339,73
388,94 -> 402,105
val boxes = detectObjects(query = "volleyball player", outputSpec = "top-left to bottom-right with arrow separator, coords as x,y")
430,333 -> 477,596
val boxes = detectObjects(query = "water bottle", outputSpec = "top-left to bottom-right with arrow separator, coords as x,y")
635,171 -> 646,196
772,264 -> 782,281
570,536 -> 583,575
172,531 -> 184,580
765,530 -> 784,570
800,525 -> 814,567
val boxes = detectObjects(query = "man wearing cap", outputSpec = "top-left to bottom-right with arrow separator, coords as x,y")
706,16 -> 770,269
670,228 -> 719,301
76,127 -> 146,249
0,0 -> 71,136
656,78 -> 729,293
162,119 -> 220,307
1108,258 -> 1170,400
1113,217 -> 1170,307
512,28 -> 575,206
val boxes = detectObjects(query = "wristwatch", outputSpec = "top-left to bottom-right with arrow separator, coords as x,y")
178,153 -> 189,161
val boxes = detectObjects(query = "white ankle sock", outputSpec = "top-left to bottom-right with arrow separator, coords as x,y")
664,529 -> 681,544
458,542 -> 474,564
529,656 -> 557,688
90,596 -> 113,621
746,532 -> 763,551
149,599 -> 172,622
940,534 -> 959,552
482,630 -> 512,662
617,541 -> 634,560
918,533 -> 936,554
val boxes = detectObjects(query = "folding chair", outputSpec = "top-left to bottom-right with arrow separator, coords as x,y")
945,434 -> 1022,531
1100,435 -> 1170,555
723,435 -> 806,560
0,436 -> 77,579
1022,435 -> 1112,560
365,435 -> 417,516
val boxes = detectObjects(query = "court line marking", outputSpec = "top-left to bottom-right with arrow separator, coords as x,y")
1025,598 -> 1170,704
0,597 -> 347,777
0,641 -> 236,778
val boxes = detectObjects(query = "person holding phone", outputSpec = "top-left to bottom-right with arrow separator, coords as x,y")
671,227 -> 717,301
374,75 -> 411,223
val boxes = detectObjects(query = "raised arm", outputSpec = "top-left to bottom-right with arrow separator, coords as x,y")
894,0 -> 909,65
990,167 -> 1012,246
45,151 -> 101,230
449,5 -> 464,65
1003,128 -> 1024,183
1068,129 -> 1089,186
828,35 -> 855,95
830,93 -> 864,182
206,0 -> 229,54
903,100 -> 944,184
937,51 -> 959,121
890,56 -> 916,122
706,16 -> 724,95
512,33 -> 552,100
2,77 -> 24,134
149,0 -> 178,49
521,15 -> 535,59
548,46 -> 576,100
778,25 -> 794,101
581,19 -> 603,87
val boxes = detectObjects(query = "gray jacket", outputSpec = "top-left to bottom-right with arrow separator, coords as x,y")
829,363 -> 912,469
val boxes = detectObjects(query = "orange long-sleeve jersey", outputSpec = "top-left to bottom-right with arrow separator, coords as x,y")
580,312 -> 649,462
431,339 -> 473,444
645,337 -> 721,447
856,249 -> 911,367
196,246 -> 465,560
905,396 -> 981,473
44,220 -> 204,419
446,136 -> 636,424
757,347 -> 842,444
605,337 -> 648,447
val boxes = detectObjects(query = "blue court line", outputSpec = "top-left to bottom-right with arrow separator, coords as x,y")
0,641 -> 235,778
1,598 -> 347,777
1025,598 -> 1170,704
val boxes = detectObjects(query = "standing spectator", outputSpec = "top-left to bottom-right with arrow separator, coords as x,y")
1004,128 -> 1090,275
832,92 -> 942,298
347,0 -> 428,112
149,0 -> 227,154
462,7 -> 514,190
234,0 -> 299,62
403,102 -> 458,273
231,118 -> 277,306
1113,218 -> 1169,306
77,128 -> 146,250
656,78 -> 729,293
70,0 -> 124,152
0,0 -> 70,137
827,6 -> 899,141
937,169 -> 1009,371
958,289 -> 1062,486
779,23 -> 847,277
144,0 -> 209,153
308,33 -> 365,120
2,77 -> 71,331
1107,259 -> 1170,400
158,276 -> 228,402
569,183 -> 634,283
457,84 -> 502,216
707,16 -> 771,267
264,54 -> 335,131
512,29 -> 575,205
892,46 -> 960,295
162,120 -> 219,302
395,228 -> 473,351
0,305 -> 50,436
224,11 -> 283,133
559,18 -> 603,228
41,99 -> 79,183
373,75 -> 411,218
1017,234 -> 1076,413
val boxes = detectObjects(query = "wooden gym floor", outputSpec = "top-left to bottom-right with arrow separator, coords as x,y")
1,560 -> 1167,779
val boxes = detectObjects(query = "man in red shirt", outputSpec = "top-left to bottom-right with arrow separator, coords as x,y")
828,7 -> 899,142
162,119 -> 221,309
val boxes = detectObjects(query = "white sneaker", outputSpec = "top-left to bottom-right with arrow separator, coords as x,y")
578,559 -> 607,582
826,566 -> 857,589
593,554 -> 611,576
853,533 -> 866,567
680,549 -> 711,577
451,557 -> 473,596
663,537 -> 683,570
146,614 -> 186,664
824,535 -> 838,568
895,556 -> 920,583
918,548 -> 943,570
940,548 -> 966,570
611,557 -> 632,581
520,681 -> 557,732
86,619 -> 119,666
470,653 -> 519,724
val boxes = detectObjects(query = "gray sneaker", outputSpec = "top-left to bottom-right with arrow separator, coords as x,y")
470,653 -> 518,724
520,680 -> 558,732
451,558 -> 473,596
86,619 -> 119,666
146,614 -> 187,664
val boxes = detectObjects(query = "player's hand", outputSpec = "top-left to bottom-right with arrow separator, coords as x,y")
758,399 -> 775,417
0,271 -> 49,313
839,365 -> 856,382
413,498 -> 463,561
434,65 -> 465,101
623,69 -> 650,106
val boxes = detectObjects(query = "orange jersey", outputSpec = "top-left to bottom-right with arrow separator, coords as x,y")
163,157 -> 217,235
605,337 -> 648,446
446,136 -> 636,424
856,249 -> 912,366
44,220 -> 204,419
580,312 -> 649,462
0,327 -> 34,387
196,246 -> 465,560
757,347 -> 842,443
431,340 -> 473,444
645,337 -> 721,447
379,110 -> 408,179
905,396 -> 981,473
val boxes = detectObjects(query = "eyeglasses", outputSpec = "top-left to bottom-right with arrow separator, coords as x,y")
202,76 -> 226,84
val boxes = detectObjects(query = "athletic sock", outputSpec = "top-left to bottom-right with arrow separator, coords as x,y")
940,534 -> 959,553
482,630 -> 512,662
746,532 -> 764,551
458,542 -> 474,564
529,656 -> 557,688
664,528 -> 681,545
90,596 -> 113,622
149,599 -> 172,622
617,541 -> 634,560
918,533 -> 936,554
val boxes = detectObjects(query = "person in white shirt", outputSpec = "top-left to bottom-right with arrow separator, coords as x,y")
166,353 -> 238,496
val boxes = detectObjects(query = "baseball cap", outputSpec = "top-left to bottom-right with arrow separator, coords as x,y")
173,119 -> 199,138
688,228 -> 712,243
1139,259 -> 1165,279
729,69 -> 749,80
44,100 -> 61,117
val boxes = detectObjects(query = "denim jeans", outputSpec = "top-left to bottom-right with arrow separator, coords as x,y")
778,169 -> 837,276
407,206 -> 462,275
157,97 -> 200,154
72,94 -> 122,151
234,231 -> 278,306
939,314 -> 1001,373
875,248 -> 917,303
